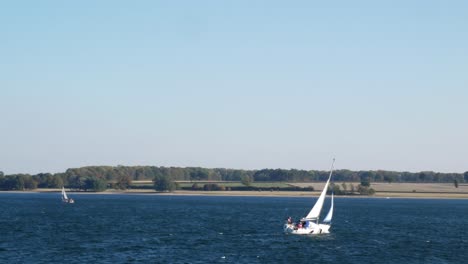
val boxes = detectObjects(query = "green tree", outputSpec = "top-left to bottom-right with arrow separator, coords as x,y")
203,183 -> 224,191
23,175 -> 38,190
0,174 -> 36,190
36,173 -> 63,188
383,175 -> 394,183
332,184 -> 343,195
154,174 -> 176,192
115,175 -> 132,190
454,179 -> 459,188
0,176 -> 16,190
50,175 -> 64,188
189,168 -> 209,181
359,171 -> 375,185
357,184 -> 375,195
241,174 -> 253,186
16,175 -> 25,190
67,176 -> 87,190
86,177 -> 107,192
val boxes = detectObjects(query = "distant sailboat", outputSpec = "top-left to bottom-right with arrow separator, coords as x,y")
61,187 -> 74,204
284,159 -> 335,235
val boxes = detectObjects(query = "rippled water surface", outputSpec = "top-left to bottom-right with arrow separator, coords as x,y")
0,193 -> 467,263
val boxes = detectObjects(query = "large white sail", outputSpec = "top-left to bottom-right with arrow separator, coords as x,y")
304,159 -> 334,220
323,192 -> 334,223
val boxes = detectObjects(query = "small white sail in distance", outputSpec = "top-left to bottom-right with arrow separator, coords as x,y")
304,159 -> 335,220
323,192 -> 334,223
62,186 -> 68,200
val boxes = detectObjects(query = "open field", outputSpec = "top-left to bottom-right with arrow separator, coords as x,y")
368,182 -> 468,193
289,182 -> 468,193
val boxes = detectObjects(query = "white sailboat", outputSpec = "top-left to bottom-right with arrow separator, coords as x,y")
61,186 -> 74,204
284,159 -> 335,235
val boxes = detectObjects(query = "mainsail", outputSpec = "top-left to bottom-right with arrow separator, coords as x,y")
61,187 -> 68,200
323,192 -> 334,223
304,159 -> 335,220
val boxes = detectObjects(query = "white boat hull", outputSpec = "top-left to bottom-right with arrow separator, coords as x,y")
62,198 -> 74,204
284,223 -> 330,235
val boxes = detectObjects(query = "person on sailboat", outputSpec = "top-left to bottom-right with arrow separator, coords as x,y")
287,217 -> 292,224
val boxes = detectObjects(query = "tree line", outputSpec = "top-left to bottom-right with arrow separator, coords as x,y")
0,167 -> 467,191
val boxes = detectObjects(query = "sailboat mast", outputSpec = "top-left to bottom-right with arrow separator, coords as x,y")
328,158 -> 335,180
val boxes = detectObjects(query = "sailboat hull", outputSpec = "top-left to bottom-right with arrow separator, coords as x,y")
284,223 -> 331,235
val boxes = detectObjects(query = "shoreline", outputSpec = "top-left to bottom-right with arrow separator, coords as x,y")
2,189 -> 468,199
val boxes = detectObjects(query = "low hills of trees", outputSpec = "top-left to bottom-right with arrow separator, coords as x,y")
0,167 -> 467,192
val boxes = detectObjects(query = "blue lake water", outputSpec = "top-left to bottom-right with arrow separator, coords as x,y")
0,193 -> 467,263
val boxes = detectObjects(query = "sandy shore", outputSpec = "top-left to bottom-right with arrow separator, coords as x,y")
3,188 -> 468,199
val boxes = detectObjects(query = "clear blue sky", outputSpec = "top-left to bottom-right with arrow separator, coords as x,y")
1,0 -> 467,174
